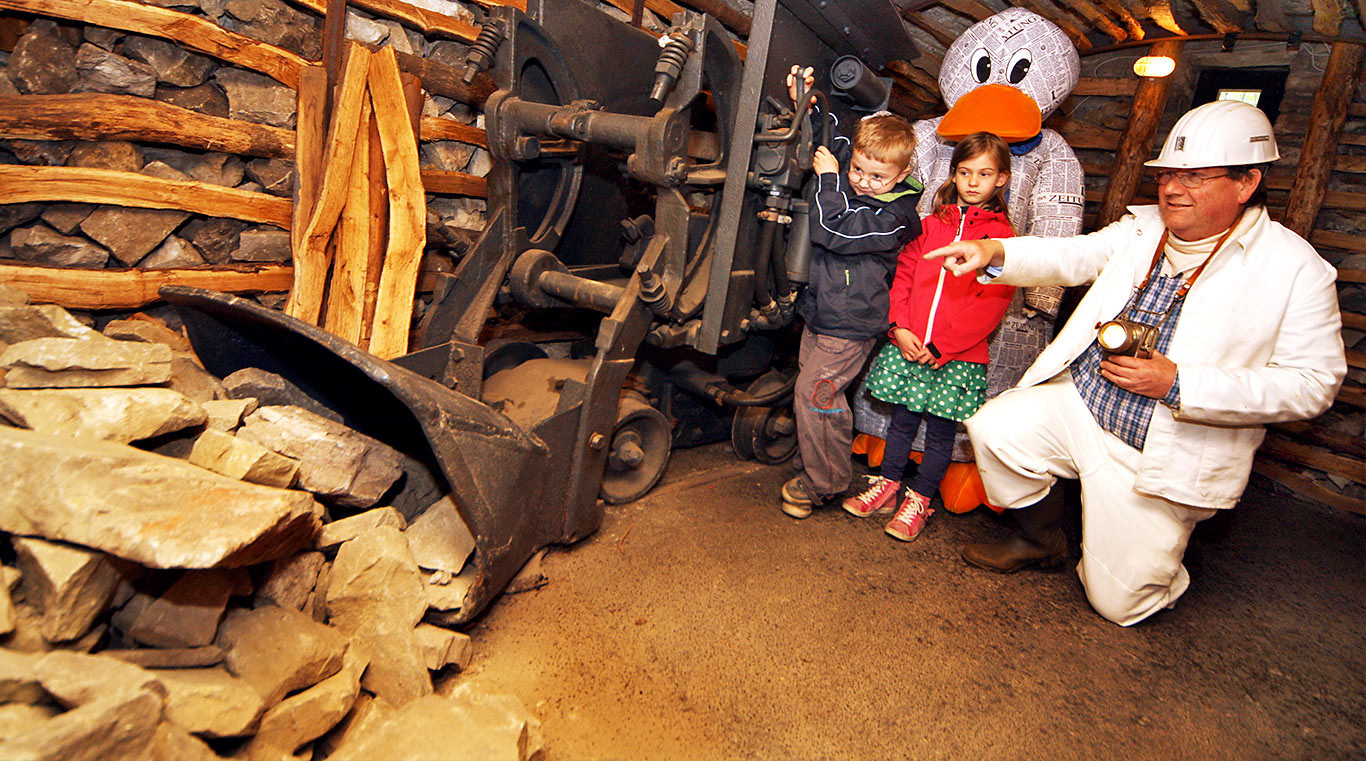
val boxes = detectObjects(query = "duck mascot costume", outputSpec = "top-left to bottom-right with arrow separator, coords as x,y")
853,7 -> 1086,512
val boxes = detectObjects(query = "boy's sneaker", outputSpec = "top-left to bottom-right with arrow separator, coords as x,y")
781,476 -> 827,519
841,476 -> 899,518
885,491 -> 934,542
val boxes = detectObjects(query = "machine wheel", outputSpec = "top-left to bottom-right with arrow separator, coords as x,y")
599,392 -> 672,504
730,371 -> 797,465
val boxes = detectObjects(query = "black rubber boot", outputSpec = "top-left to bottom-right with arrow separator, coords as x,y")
961,490 -> 1068,573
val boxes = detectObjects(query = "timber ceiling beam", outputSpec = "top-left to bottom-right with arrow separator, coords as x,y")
0,165 -> 292,227
0,0 -> 307,87
292,0 -> 480,41
0,94 -> 295,159
1187,0 -> 1244,34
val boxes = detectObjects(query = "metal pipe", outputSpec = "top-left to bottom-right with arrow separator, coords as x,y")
537,270 -> 626,313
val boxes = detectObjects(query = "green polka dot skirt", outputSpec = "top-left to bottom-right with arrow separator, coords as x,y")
865,342 -> 988,423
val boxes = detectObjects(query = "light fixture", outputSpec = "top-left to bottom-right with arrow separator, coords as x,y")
1133,55 -> 1176,78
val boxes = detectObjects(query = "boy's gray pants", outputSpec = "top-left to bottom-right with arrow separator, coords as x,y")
794,326 -> 876,497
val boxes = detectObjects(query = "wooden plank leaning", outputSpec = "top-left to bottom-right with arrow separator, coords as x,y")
366,46 -> 427,360
285,44 -> 372,326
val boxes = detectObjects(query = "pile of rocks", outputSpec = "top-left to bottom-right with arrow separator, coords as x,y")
0,281 -> 544,761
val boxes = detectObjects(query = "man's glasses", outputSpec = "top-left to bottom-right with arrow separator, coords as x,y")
1154,170 -> 1229,188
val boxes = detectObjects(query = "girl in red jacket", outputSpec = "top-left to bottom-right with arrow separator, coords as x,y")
843,132 -> 1017,541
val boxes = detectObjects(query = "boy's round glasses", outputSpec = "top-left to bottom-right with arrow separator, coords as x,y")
1154,170 -> 1229,188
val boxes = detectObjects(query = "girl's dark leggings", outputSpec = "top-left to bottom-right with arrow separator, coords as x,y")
880,405 -> 958,498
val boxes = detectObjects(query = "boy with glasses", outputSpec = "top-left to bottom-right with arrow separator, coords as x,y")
780,66 -> 924,518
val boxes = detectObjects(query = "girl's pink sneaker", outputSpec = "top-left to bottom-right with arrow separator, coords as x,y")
885,491 -> 933,541
841,476 -> 899,518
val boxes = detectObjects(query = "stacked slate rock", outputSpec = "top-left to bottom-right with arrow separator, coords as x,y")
0,282 -> 544,761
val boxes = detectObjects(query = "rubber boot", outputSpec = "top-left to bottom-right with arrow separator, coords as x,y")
961,490 -> 1068,573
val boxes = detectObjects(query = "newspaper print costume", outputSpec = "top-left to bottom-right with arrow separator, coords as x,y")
855,8 -> 1086,460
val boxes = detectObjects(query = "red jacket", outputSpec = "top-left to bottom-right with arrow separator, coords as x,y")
887,205 -> 1015,365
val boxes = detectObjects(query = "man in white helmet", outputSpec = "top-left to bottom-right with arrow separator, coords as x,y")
925,100 -> 1345,626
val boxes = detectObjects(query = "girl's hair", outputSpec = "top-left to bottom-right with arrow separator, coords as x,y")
933,131 -> 1013,228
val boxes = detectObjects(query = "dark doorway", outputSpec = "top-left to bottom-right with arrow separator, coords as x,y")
1191,66 -> 1290,123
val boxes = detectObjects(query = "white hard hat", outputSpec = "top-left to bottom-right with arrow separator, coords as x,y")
1145,100 -> 1280,169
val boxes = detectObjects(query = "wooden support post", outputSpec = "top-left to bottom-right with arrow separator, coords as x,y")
286,44 -> 371,326
324,98 -> 374,346
361,108 -> 388,347
366,46 -> 427,360
293,66 -> 328,253
1283,42 -> 1364,237
1098,39 -> 1182,228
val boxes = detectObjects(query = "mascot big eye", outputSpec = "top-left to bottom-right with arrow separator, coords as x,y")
854,8 -> 1086,513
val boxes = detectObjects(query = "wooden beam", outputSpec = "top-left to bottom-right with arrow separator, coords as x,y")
1072,77 -> 1140,96
1260,434 -> 1366,485
293,65 -> 329,253
1313,232 -> 1366,255
1098,40 -> 1182,226
420,169 -> 489,197
1334,155 -> 1366,175
1283,43 -> 1364,237
324,97 -> 374,346
1143,0 -> 1189,35
1058,0 -> 1130,43
1188,0 -> 1245,33
1254,0 -> 1288,32
1342,311 -> 1366,331
938,0 -> 994,22
419,117 -> 487,147
373,45 -> 496,108
0,0 -> 307,88
366,46 -> 427,360
1252,457 -> 1365,514
287,44 -> 372,325
1096,0 -> 1146,39
1347,348 -> 1366,371
0,263 -> 293,309
1045,116 -> 1121,150
903,12 -> 955,50
1270,420 -> 1365,459
1311,0 -> 1344,35
293,0 -> 479,41
0,165 -> 290,227
1016,0 -> 1093,50
675,0 -> 752,36
0,94 -> 294,159
1336,383 -> 1366,409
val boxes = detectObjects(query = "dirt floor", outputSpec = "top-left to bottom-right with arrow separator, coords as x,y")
455,442 -> 1365,761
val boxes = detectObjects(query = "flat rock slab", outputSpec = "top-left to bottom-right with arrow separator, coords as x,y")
404,496 -> 475,575
153,666 -> 265,738
0,688 -> 163,761
190,429 -> 299,488
328,688 -> 543,761
245,643 -> 367,760
127,569 -> 246,649
315,506 -> 406,550
13,537 -> 122,643
218,605 -> 347,707
0,428 -> 323,569
35,651 -> 166,708
0,387 -> 206,443
238,405 -> 404,508
0,337 -> 171,388
102,646 -> 225,670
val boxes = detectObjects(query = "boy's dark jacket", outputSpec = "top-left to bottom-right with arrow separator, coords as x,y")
798,118 -> 923,341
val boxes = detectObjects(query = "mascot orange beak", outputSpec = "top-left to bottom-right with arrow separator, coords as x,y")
937,84 -> 1042,142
